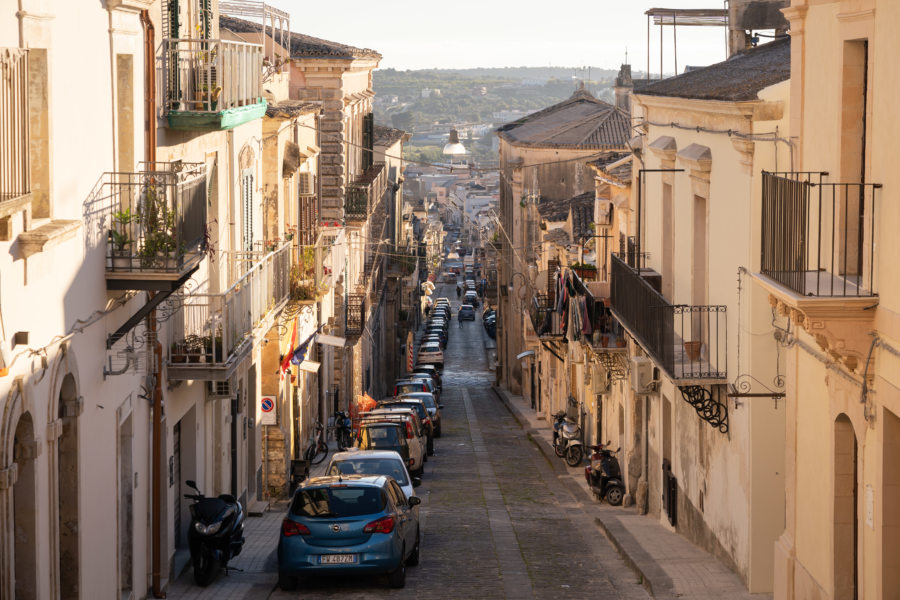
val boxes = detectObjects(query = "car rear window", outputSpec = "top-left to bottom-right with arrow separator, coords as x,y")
388,402 -> 427,421
359,425 -> 401,448
421,344 -> 440,351
329,459 -> 409,486
290,486 -> 386,518
396,383 -> 425,395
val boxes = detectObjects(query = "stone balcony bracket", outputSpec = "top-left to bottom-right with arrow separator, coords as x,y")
759,279 -> 879,375
17,219 -> 81,259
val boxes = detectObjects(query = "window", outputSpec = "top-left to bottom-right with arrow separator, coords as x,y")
1,47 -> 31,237
241,169 -> 254,252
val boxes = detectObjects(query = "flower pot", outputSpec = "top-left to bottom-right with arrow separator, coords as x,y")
111,251 -> 131,270
615,337 -> 627,348
601,334 -> 610,347
684,340 -> 702,361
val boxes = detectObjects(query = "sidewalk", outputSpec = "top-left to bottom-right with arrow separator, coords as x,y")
492,385 -> 771,600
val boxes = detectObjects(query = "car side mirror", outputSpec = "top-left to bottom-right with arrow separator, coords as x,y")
408,496 -> 422,506
185,480 -> 199,491
412,477 -> 422,488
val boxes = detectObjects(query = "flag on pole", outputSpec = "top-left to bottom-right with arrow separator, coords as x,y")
279,319 -> 298,379
289,325 -> 325,368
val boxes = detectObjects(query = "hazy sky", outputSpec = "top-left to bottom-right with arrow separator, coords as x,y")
266,0 -> 731,73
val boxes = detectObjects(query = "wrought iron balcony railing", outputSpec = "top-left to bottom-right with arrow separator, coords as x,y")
610,254 -> 727,381
162,38 -> 265,130
1,48 -> 30,211
167,243 -> 290,380
345,293 -> 365,337
102,162 -> 207,289
529,293 -> 565,339
344,163 -> 387,223
760,171 -> 881,297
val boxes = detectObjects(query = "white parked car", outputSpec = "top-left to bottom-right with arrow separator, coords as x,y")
362,408 -> 428,475
326,450 -> 421,511
417,342 -> 444,367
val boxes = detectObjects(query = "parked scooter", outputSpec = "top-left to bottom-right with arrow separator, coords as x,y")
184,480 -> 245,586
584,443 -> 625,506
552,411 -> 584,467
333,410 -> 353,450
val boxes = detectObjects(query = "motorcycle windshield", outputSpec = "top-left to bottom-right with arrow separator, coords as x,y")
193,498 -> 228,523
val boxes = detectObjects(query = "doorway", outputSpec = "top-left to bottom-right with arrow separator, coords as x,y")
13,413 -> 37,600
57,375 -> 80,599
118,409 -> 134,599
833,414 -> 857,600
883,409 -> 900,597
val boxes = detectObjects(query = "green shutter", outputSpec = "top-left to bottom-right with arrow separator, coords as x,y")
242,170 -> 254,252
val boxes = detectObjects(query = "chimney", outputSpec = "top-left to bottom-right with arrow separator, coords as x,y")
614,64 -> 633,113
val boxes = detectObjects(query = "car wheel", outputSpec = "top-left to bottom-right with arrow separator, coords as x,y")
388,559 -> 407,588
406,530 -> 421,566
278,572 -> 298,590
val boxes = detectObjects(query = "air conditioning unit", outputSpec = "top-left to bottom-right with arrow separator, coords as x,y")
630,356 -> 654,394
591,364 -> 610,394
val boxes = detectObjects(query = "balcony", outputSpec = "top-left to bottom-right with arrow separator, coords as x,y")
759,171 -> 880,298
529,294 -> 565,340
345,293 -> 365,338
1,48 -> 31,229
162,38 -> 266,131
344,163 -> 387,224
167,243 -> 290,380
102,162 -> 207,291
610,254 -> 727,383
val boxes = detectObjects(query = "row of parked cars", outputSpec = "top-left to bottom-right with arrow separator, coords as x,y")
277,317 -> 449,590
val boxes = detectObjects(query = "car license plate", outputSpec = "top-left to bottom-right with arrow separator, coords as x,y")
319,554 -> 356,564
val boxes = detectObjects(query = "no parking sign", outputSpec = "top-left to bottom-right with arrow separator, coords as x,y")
260,395 -> 276,426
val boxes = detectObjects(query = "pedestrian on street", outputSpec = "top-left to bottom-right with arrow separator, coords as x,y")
458,312 -> 464,328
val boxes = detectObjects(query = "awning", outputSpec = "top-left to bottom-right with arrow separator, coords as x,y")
298,360 -> 320,373
316,334 -> 346,348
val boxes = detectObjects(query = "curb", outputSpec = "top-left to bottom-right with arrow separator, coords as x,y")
491,384 -> 676,600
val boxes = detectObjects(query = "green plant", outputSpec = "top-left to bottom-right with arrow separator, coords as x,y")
109,208 -> 134,252
138,184 -> 178,268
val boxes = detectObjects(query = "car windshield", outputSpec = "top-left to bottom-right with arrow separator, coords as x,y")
396,383 -> 424,394
329,458 -> 409,486
290,486 -> 386,518
359,426 -> 402,448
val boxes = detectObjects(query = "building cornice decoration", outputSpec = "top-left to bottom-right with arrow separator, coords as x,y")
767,292 -> 877,375
676,143 -> 712,183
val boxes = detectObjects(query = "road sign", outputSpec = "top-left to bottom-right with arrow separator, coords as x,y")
260,395 -> 276,425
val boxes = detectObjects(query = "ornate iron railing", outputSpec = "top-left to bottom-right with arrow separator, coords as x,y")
610,254 -> 726,381
345,293 -> 365,337
167,243 -> 290,370
529,293 -> 565,339
1,48 -> 29,206
103,162 -> 207,273
344,163 -> 386,223
162,38 -> 264,113
760,171 -> 880,297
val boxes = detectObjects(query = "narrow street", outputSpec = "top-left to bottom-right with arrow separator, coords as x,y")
170,282 -> 649,599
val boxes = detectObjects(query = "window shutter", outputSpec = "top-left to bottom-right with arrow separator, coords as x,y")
298,172 -> 311,196
242,171 -> 254,252
164,0 -> 180,38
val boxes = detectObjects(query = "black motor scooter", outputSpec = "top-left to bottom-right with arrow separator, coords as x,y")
184,480 -> 245,586
584,443 -> 625,506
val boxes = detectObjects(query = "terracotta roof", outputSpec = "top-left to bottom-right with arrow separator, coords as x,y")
538,191 -> 594,225
543,228 -> 570,245
374,125 -> 407,147
219,15 -> 381,60
265,100 -> 320,119
570,196 -> 594,240
637,37 -> 790,102
496,86 -> 631,150
588,153 -> 632,186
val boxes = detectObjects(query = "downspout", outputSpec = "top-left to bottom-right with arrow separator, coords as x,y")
140,9 -> 165,598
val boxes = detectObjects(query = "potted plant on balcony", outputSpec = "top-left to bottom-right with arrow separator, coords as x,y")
201,331 -> 224,363
138,184 -> 179,269
108,208 -> 134,270
570,262 -> 598,281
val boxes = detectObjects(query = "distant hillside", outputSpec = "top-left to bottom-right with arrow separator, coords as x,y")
373,67 -> 620,132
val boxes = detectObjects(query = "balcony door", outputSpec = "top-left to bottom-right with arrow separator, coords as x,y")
691,195 -> 708,344
241,169 -> 254,252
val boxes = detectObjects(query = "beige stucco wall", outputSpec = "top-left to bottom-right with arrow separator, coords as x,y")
772,2 -> 900,599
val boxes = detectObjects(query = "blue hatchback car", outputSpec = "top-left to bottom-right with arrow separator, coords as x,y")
277,474 -> 421,589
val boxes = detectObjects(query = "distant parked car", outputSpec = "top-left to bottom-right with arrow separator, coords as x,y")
458,305 -> 476,321
277,475 -> 421,590
326,450 -> 421,508
417,343 -> 443,367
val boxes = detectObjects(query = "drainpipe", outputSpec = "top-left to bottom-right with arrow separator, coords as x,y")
141,9 -> 164,598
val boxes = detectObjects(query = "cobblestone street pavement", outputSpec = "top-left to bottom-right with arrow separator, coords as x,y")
170,283 -> 649,599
